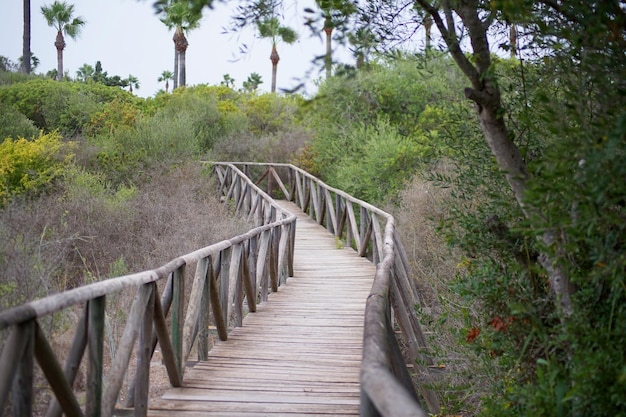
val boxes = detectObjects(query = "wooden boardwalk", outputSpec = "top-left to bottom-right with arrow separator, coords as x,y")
148,201 -> 376,417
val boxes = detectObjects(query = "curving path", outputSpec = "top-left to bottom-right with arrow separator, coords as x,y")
148,201 -> 376,417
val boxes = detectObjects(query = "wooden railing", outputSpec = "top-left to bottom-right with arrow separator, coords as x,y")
0,163 -> 295,417
212,162 -> 440,417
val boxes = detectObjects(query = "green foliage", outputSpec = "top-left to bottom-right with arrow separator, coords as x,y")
328,118 -> 431,203
0,103 -> 40,139
0,78 -> 134,135
238,93 -> 301,135
0,131 -> 73,206
308,53 -> 465,202
85,99 -> 140,136
429,40 -> 626,417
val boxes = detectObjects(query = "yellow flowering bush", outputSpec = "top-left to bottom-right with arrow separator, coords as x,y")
0,132 -> 73,206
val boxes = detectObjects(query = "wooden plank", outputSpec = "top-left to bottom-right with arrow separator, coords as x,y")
148,201 -> 372,417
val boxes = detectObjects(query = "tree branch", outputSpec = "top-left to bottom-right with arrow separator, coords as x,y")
413,0 -> 481,88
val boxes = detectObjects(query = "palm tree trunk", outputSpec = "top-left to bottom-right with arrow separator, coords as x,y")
22,0 -> 31,74
179,50 -> 186,87
173,50 -> 179,90
54,30 -> 65,81
424,14 -> 433,50
324,26 -> 333,79
270,44 -> 279,93
178,34 -> 188,87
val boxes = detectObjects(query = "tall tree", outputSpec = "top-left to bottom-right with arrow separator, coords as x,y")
22,0 -> 31,74
126,74 -> 140,94
314,0 -> 356,79
158,70 -> 174,93
41,1 -> 85,81
159,1 -> 201,89
75,63 -> 94,82
339,0 -> 626,414
256,16 -> 297,93
242,72 -> 263,92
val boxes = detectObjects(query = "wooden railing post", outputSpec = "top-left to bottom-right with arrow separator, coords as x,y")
34,322 -> 84,417
13,319 -> 34,417
219,247 -> 231,331
172,265 -> 186,376
86,296 -> 105,417
198,256 -> 212,361
134,283 -> 155,417
45,306 -> 88,417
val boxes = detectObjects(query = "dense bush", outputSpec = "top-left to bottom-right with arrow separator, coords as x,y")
0,131 -> 73,206
0,102 -> 39,139
306,53 -> 466,203
0,78 -> 134,135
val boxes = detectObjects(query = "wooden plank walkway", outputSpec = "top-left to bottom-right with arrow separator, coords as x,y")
148,201 -> 376,417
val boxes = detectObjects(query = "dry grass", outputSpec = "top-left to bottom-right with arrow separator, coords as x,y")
393,170 -> 487,416
208,127 -> 312,164
0,160 -> 252,416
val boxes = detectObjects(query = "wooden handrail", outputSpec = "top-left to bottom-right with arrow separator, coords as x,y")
211,162 -> 440,416
0,163 -> 295,417
1,161 -> 438,417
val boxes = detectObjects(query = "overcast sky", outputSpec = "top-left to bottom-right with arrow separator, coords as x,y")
1,0 -> 353,97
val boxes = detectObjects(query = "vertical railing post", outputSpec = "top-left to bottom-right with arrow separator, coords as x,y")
219,247 -> 231,331
12,320 -> 34,417
172,265 -> 186,376
134,283 -> 155,417
198,255 -> 212,361
86,296 -> 105,417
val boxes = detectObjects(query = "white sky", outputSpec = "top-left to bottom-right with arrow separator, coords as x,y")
0,0 -> 354,97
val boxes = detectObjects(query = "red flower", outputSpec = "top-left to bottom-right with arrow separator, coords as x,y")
466,327 -> 480,343
490,316 -> 514,332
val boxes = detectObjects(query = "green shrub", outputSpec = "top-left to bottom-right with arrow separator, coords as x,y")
0,131 -> 73,206
0,78 -> 134,135
0,102 -> 39,139
330,118 -> 431,203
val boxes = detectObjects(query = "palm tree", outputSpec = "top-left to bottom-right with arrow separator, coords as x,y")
242,72 -> 263,92
160,1 -> 201,89
256,17 -> 297,93
18,54 -> 39,72
22,0 -> 31,74
75,63 -> 94,82
126,74 -> 140,94
41,1 -> 85,81
158,70 -> 174,93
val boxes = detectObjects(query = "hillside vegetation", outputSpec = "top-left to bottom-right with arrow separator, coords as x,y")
1,44 -> 625,416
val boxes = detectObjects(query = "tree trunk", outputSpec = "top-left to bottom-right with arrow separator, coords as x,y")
54,30 -> 65,81
22,0 -> 31,74
469,89 -> 575,318
416,0 -> 575,319
424,14 -> 433,51
173,28 -> 188,88
509,25 -> 517,58
172,32 -> 179,90
324,25 -> 333,79
165,79 -> 169,93
270,44 -> 279,93
178,35 -> 188,87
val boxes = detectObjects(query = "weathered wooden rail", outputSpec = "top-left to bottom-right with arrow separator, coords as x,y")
0,163 -> 295,417
212,162 -> 439,417
0,162 -> 439,417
